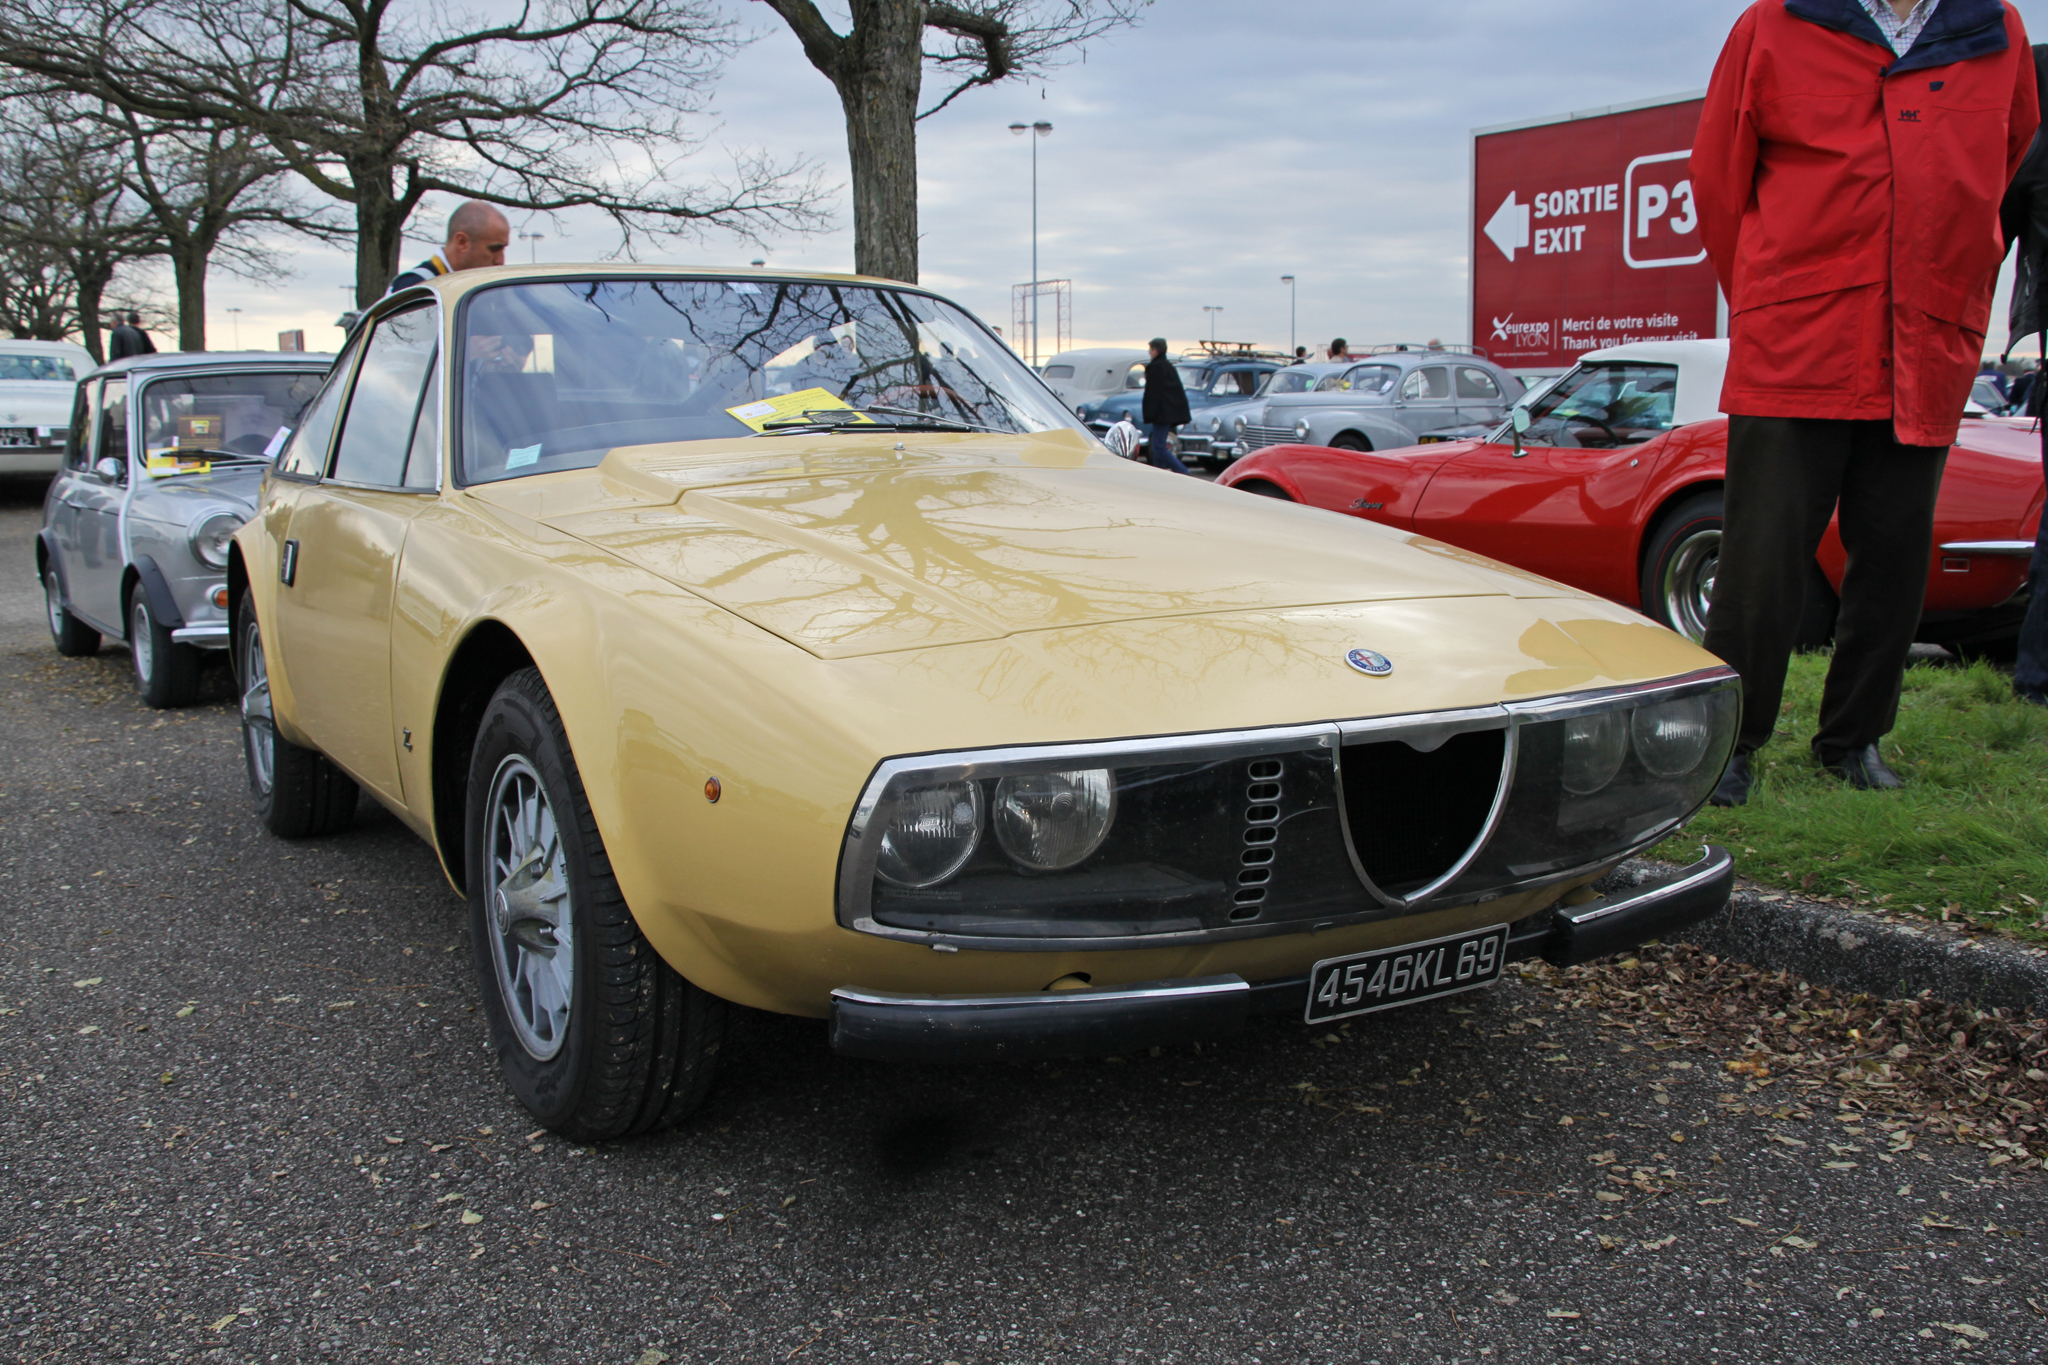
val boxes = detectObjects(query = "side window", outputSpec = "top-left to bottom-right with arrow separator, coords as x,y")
331,307 -> 438,487
276,358 -> 355,480
1125,363 -> 1147,390
1212,369 -> 1258,396
1456,367 -> 1502,400
402,354 -> 441,490
1402,367 -> 1451,400
1041,364 -> 1075,380
65,379 -> 97,471
96,379 -> 128,467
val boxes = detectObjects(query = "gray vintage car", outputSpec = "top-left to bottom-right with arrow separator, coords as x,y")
36,352 -> 332,706
1186,363 -> 1351,466
1238,349 -> 1525,454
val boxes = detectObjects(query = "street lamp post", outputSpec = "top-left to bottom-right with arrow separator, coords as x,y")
1280,275 -> 1296,356
518,231 -> 544,263
1008,120 -> 1053,367
226,307 -> 242,349
1203,306 -> 1224,343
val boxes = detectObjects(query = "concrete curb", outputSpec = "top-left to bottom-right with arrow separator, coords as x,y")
1604,856 -> 2048,1019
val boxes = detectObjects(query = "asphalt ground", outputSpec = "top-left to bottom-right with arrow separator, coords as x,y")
1,476 -> 2043,1365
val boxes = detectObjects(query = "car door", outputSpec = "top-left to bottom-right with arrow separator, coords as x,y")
44,378 -> 99,613
69,377 -> 131,632
1453,365 -> 1509,431
1393,364 -> 1457,438
271,305 -> 441,805
1412,360 -> 1677,596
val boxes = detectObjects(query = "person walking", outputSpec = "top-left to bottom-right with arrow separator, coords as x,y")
2000,42 -> 2048,704
1326,337 -> 1349,362
385,201 -> 511,295
106,312 -> 155,360
1141,338 -> 1193,474
1692,0 -> 2038,806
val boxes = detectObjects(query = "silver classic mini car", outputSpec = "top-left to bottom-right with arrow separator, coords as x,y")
36,351 -> 331,705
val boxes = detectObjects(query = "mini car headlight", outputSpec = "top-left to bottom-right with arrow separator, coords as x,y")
992,769 -> 1115,871
1630,697 -> 1714,777
1294,419 -> 1311,439
1560,711 -> 1629,795
188,511 -> 244,570
875,780 -> 983,889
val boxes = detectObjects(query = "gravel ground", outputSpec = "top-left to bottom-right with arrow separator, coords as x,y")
2,477 -> 2044,1365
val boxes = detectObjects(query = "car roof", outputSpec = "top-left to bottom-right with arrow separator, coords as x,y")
1577,338 -> 1727,426
89,350 -> 336,379
0,338 -> 93,357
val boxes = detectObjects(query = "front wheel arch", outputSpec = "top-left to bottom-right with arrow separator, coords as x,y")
431,620 -> 539,895
1329,431 -> 1373,452
1233,479 -> 1296,501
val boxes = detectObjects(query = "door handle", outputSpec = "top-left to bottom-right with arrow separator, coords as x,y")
280,539 -> 299,587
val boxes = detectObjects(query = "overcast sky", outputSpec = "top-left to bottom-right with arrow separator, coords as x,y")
206,0 -> 2048,359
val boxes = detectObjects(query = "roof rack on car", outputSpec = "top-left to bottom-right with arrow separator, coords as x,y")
1364,343 -> 1490,358
1192,340 -> 1291,361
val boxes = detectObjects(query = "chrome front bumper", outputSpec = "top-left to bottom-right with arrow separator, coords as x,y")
828,846 -> 1733,1062
171,624 -> 230,647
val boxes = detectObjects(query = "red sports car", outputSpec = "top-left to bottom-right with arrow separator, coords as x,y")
1217,340 -> 2042,654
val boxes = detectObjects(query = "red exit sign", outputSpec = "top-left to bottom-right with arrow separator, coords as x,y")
1471,93 -> 1721,372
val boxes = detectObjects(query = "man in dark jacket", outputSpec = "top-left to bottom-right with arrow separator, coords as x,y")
2000,43 -> 2048,705
107,312 -> 155,360
1140,338 -> 1192,474
1692,0 -> 2038,806
385,200 -> 510,296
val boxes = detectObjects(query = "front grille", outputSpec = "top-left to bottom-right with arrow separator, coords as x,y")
1340,729 -> 1506,897
1232,757 -> 1288,920
1179,434 -> 1213,455
1240,424 -> 1294,451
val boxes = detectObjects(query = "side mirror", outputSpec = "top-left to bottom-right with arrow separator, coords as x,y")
93,456 -> 124,484
1510,406 -> 1531,457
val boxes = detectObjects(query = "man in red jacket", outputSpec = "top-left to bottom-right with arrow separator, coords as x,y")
1692,0 -> 2039,806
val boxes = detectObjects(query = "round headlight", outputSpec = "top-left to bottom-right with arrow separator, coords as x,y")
993,769 -> 1115,872
875,781 -> 983,889
1560,711 -> 1629,795
1631,697 -> 1714,777
1207,416 -> 1221,432
1233,416 -> 1248,437
188,511 -> 244,570
1293,419 -> 1311,439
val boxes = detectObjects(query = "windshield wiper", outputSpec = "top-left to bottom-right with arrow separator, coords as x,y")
754,405 -> 1004,436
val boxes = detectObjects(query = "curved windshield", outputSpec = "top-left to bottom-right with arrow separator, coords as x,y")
1318,364 -> 1396,394
1267,369 -> 1321,395
0,353 -> 78,382
141,370 -> 328,466
459,278 -> 1082,484
1508,361 -> 1677,448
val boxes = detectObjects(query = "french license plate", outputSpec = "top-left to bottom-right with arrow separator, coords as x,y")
1304,923 -> 1508,1024
0,428 -> 35,447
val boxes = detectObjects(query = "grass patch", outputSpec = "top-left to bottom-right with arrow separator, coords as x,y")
1654,651 -> 2048,943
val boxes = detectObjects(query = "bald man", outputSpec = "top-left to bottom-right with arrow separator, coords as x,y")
385,201 -> 510,295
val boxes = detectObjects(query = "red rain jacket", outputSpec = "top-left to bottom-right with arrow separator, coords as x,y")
1692,0 -> 2039,447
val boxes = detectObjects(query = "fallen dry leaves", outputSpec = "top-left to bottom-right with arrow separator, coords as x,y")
1520,943 -> 2046,1168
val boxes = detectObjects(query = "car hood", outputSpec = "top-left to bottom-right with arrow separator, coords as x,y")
130,467 -> 263,522
475,428 -> 1590,660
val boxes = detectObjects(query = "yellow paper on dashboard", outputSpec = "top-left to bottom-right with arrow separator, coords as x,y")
725,387 -> 875,433
144,448 -> 212,477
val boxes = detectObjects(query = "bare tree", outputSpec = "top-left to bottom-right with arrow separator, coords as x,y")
109,109 -> 347,349
757,0 -> 1148,284
0,0 -> 831,306
0,94 -> 163,358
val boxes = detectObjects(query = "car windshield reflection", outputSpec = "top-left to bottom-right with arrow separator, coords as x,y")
1506,361 -> 1677,449
459,279 -> 1082,484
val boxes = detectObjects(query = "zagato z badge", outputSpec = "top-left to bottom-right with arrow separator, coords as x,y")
1345,649 -> 1393,677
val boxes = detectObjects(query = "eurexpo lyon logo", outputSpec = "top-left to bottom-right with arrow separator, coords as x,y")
1490,314 -> 1552,348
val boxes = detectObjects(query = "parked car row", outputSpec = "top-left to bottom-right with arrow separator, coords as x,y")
27,264 -> 1741,1141
1218,338 -> 2043,657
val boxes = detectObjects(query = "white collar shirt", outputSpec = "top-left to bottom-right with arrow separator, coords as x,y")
1860,0 -> 1942,55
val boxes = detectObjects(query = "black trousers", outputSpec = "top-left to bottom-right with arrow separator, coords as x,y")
1701,416 -> 1947,761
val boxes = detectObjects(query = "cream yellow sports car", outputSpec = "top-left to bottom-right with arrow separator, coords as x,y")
230,265 -> 1738,1141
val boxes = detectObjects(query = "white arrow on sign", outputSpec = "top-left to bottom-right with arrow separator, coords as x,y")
1484,191 -> 1531,262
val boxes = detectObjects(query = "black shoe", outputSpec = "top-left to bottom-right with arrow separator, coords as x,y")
1709,753 -> 1753,807
1825,744 -> 1904,791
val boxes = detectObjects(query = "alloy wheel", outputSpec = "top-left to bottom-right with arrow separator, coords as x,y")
485,755 -> 576,1061
130,599 -> 155,686
1659,528 -> 1719,644
44,573 -> 63,639
240,618 -> 276,796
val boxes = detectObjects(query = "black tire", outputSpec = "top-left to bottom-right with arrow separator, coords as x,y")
1329,432 -> 1371,452
1235,480 -> 1295,501
127,583 -> 200,708
467,667 -> 727,1141
235,588 -> 358,838
1638,491 -> 1837,649
42,564 -> 99,657
1639,493 -> 1722,643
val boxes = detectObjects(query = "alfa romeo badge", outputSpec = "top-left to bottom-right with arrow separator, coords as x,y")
1345,649 -> 1393,677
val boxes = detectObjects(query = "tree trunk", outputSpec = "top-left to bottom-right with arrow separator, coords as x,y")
353,175 -> 409,308
75,268 -> 109,364
834,3 -> 924,284
168,238 -> 206,350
